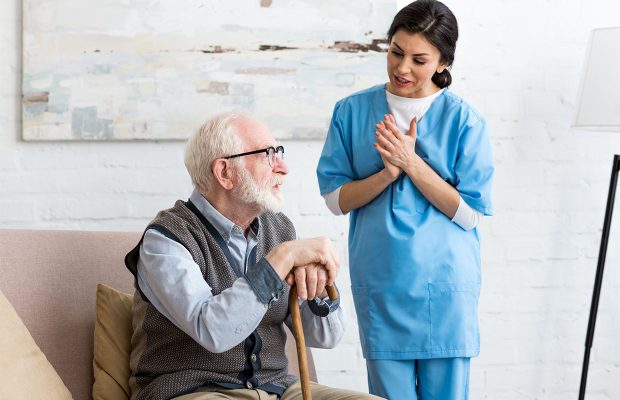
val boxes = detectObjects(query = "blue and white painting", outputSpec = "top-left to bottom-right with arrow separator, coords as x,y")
22,0 -> 394,140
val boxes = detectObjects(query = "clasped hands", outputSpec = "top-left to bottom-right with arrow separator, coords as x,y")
265,237 -> 339,301
373,113 -> 418,179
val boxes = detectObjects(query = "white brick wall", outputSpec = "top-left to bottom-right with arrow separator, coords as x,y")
3,0 -> 620,397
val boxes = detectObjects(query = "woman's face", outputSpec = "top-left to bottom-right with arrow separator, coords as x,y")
386,29 -> 447,98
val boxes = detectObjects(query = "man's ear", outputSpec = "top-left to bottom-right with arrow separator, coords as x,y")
211,159 -> 235,190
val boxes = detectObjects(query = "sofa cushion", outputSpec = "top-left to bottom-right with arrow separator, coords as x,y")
0,229 -> 140,400
92,284 -> 133,400
0,289 -> 73,399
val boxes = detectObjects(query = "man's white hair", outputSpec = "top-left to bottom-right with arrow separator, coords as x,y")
184,112 -> 244,193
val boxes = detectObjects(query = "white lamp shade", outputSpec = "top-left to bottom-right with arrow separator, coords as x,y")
573,27 -> 620,131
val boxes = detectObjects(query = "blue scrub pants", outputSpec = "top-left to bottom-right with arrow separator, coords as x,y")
366,358 -> 470,400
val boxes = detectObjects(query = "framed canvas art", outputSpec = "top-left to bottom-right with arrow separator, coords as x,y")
22,0 -> 391,140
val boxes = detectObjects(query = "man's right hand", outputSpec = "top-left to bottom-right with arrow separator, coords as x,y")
265,237 -> 340,300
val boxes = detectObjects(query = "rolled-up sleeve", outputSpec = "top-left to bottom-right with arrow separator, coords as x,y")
454,117 -> 494,215
317,101 -> 356,196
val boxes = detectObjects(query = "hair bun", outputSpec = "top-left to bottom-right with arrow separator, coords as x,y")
432,69 -> 452,88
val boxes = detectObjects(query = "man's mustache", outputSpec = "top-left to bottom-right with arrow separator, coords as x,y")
272,174 -> 285,186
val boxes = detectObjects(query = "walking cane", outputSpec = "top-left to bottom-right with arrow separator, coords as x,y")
289,283 -> 339,400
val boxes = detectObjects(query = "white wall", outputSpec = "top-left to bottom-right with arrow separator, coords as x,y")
2,0 -> 620,398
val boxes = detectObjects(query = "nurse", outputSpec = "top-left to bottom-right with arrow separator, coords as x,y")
316,0 -> 494,399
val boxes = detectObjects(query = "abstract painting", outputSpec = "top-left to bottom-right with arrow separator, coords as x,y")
22,0 -> 394,140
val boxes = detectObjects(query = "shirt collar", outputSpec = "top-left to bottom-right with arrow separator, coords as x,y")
189,189 -> 260,241
385,87 -> 444,105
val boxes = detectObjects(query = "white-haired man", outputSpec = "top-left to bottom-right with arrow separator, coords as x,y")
125,113 -> 382,400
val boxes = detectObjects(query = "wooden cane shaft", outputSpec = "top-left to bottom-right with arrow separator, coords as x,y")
289,285 -> 312,400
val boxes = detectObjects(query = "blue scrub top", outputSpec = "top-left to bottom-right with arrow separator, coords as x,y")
317,84 -> 494,360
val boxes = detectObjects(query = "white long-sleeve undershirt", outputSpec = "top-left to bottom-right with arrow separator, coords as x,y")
323,186 -> 482,231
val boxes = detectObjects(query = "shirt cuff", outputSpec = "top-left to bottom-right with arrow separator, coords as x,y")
307,286 -> 341,317
451,196 -> 483,231
323,187 -> 343,216
244,257 -> 285,305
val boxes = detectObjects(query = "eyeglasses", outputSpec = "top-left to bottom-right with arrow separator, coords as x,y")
223,145 -> 285,167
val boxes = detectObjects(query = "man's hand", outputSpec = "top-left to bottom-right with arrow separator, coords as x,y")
285,263 -> 328,300
265,237 -> 340,300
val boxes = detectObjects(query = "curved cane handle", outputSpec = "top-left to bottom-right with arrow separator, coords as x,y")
325,284 -> 338,301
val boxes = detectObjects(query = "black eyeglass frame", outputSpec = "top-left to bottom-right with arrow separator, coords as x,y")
223,145 -> 285,166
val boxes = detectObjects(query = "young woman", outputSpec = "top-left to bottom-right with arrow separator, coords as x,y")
316,1 -> 494,398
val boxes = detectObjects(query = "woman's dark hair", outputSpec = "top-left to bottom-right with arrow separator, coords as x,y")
387,0 -> 458,88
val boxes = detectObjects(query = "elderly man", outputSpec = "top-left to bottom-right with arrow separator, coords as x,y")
125,113 -> 381,400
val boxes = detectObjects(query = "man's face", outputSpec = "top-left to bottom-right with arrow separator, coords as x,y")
231,118 -> 288,213
235,166 -> 284,213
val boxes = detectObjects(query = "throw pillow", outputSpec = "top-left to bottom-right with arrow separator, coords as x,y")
0,289 -> 73,399
92,284 -> 133,400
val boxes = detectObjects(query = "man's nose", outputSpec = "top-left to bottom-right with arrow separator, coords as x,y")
273,153 -> 288,175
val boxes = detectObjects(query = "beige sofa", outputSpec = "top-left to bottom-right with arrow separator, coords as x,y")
0,229 -> 315,400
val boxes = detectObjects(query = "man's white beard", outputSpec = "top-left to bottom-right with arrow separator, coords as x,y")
234,167 -> 284,213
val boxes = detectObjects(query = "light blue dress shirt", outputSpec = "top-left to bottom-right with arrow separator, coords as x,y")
136,189 -> 345,353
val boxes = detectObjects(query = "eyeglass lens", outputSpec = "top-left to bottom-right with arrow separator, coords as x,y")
267,146 -> 284,166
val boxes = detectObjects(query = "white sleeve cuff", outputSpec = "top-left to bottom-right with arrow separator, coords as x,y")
323,187 -> 343,216
451,196 -> 483,231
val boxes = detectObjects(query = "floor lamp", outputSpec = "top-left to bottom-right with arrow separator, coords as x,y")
573,27 -> 620,400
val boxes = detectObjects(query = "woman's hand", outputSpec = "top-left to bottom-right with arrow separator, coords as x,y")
374,114 -> 417,171
374,115 -> 402,180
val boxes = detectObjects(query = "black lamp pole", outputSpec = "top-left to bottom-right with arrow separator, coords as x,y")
578,154 -> 620,400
